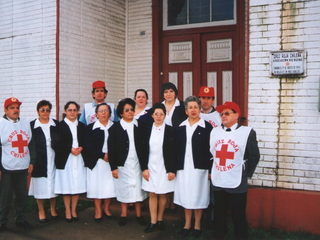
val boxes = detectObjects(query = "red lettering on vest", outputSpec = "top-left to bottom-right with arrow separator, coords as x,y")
12,134 -> 28,153
215,144 -> 235,166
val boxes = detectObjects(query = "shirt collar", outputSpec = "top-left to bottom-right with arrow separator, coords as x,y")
180,118 -> 205,128
34,118 -> 56,128
64,118 -> 78,126
93,120 -> 113,130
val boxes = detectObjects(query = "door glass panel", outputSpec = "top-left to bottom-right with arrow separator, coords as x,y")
168,0 -> 187,26
212,0 -> 234,21
190,0 -> 210,24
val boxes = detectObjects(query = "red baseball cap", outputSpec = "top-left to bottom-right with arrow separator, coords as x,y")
4,97 -> 22,108
216,101 -> 241,116
198,86 -> 214,97
92,80 -> 106,89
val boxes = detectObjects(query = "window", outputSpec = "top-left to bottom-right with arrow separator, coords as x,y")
164,0 -> 236,30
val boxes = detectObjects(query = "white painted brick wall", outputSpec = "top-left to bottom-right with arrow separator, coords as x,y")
0,1 -> 57,120
126,0 -> 153,105
249,0 -> 320,191
59,0 -> 126,118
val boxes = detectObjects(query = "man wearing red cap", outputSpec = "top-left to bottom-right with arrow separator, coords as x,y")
209,102 -> 260,240
198,86 -> 221,128
0,97 -> 34,231
79,80 -> 118,125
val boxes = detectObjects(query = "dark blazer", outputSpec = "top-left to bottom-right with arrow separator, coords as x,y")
53,120 -> 86,170
140,124 -> 177,173
85,123 -> 107,170
177,120 -> 213,171
108,120 -> 143,171
30,119 -> 59,177
138,100 -> 187,128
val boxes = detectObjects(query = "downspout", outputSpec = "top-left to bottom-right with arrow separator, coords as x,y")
55,0 -> 60,120
124,0 -> 129,97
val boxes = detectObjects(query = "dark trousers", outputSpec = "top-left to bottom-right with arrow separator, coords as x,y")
0,170 -> 28,224
213,190 -> 248,240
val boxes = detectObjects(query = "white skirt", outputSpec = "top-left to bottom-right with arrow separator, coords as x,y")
87,159 -> 116,199
54,154 -> 87,195
174,167 -> 210,209
142,154 -> 174,194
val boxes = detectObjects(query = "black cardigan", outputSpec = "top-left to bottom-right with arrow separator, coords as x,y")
30,119 -> 59,177
177,120 -> 213,170
139,124 -> 177,173
108,121 -> 143,171
53,120 -> 86,170
85,123 -> 107,170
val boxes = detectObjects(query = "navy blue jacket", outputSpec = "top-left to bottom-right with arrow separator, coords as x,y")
177,120 -> 213,171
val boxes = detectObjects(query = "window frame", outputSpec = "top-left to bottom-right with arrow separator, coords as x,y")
163,0 -> 237,31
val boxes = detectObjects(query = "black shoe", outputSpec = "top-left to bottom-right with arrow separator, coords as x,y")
103,213 -> 114,220
136,216 -> 146,226
39,218 -> 47,223
72,216 -> 79,222
178,228 -> 190,237
119,217 -> 127,226
16,221 -> 33,229
65,218 -> 73,223
0,224 -> 6,232
157,221 -> 165,231
144,223 -> 157,233
94,217 -> 102,223
51,215 -> 60,220
193,229 -> 201,238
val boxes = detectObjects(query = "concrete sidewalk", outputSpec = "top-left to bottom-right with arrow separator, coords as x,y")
0,201 -> 189,240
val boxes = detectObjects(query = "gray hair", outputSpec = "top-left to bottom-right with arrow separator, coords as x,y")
184,96 -> 201,109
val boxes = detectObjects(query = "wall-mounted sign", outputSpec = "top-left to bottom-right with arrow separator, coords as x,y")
270,50 -> 306,76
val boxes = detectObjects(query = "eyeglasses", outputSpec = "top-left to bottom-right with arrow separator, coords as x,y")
67,109 -> 78,112
39,109 -> 51,113
124,108 -> 134,112
220,111 -> 234,117
98,109 -> 109,113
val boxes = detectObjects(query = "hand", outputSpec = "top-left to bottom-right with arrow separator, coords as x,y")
103,153 -> 109,162
28,164 -> 34,174
71,147 -> 82,156
208,174 -> 211,180
112,169 -> 118,179
142,170 -> 149,181
168,172 -> 175,181
0,171 -> 2,180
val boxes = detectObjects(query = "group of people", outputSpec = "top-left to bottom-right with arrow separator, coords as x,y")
0,80 -> 260,240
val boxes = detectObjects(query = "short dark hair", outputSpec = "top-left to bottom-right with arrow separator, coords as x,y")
116,98 -> 136,119
150,102 -> 166,115
95,103 -> 112,118
36,100 -> 52,111
134,89 -> 149,100
92,88 -> 108,100
64,101 -> 80,111
160,82 -> 178,99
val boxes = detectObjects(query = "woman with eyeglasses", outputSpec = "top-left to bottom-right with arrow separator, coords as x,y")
54,101 -> 87,223
140,103 -> 176,233
174,96 -> 213,238
29,100 -> 59,223
85,103 -> 115,223
108,98 -> 147,227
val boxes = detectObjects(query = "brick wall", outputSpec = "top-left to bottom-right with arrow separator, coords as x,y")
0,1 -> 57,120
126,0 -> 153,104
248,0 -> 320,191
59,0 -> 126,118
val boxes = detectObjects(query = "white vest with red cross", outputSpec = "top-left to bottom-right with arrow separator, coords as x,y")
0,117 -> 32,171
210,125 -> 251,188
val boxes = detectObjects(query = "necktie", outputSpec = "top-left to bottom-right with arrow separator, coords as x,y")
226,128 -> 231,132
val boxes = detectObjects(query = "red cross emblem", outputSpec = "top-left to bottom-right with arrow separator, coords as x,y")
12,134 -> 28,153
215,144 -> 234,166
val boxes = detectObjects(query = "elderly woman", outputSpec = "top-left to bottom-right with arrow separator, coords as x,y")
54,101 -> 87,223
86,103 -> 115,222
108,98 -> 147,227
140,103 -> 176,233
134,89 -> 151,120
174,96 -> 213,238
29,100 -> 59,223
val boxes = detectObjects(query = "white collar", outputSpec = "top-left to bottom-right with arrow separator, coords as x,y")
120,118 -> 138,128
93,120 -> 113,130
179,118 -> 205,128
64,118 -> 78,126
162,98 -> 180,107
34,118 -> 56,129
